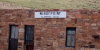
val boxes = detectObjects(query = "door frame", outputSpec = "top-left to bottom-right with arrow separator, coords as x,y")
24,25 -> 34,50
8,25 -> 18,50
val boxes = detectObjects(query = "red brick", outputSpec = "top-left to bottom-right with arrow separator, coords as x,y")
0,10 -> 100,50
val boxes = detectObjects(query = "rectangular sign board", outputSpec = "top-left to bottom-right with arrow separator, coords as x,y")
34,11 -> 67,18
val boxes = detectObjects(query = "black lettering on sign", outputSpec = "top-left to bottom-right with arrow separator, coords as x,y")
40,12 -> 43,15
40,11 -> 61,15
57,12 -> 61,15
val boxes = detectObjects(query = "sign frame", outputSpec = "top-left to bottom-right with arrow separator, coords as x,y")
34,11 -> 67,18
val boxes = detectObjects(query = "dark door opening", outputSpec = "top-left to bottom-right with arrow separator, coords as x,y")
9,25 -> 18,50
25,25 -> 34,50
26,45 -> 34,50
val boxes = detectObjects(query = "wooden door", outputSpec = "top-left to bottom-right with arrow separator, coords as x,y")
9,25 -> 18,50
25,25 -> 34,50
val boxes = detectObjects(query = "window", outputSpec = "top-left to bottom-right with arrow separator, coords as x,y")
10,25 -> 19,39
89,45 -> 95,48
66,27 -> 76,48
93,35 -> 100,40
25,25 -> 34,45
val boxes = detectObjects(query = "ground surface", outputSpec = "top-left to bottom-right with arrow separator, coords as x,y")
0,1 -> 31,9
0,0 -> 100,9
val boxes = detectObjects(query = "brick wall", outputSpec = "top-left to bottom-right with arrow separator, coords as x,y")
0,9 -> 100,50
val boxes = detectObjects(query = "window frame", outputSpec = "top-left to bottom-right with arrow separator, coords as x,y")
9,25 -> 19,39
66,27 -> 76,48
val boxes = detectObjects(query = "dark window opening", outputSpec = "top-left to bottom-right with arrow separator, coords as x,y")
93,35 -> 100,40
89,45 -> 95,48
9,25 -> 18,50
66,27 -> 76,48
24,25 -> 34,50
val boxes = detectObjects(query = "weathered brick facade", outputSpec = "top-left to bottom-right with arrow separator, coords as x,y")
0,9 -> 100,50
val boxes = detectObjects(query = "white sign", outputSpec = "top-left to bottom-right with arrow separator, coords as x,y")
34,11 -> 67,18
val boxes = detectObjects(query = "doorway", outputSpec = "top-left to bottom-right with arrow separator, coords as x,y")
24,25 -> 34,50
9,25 -> 18,50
